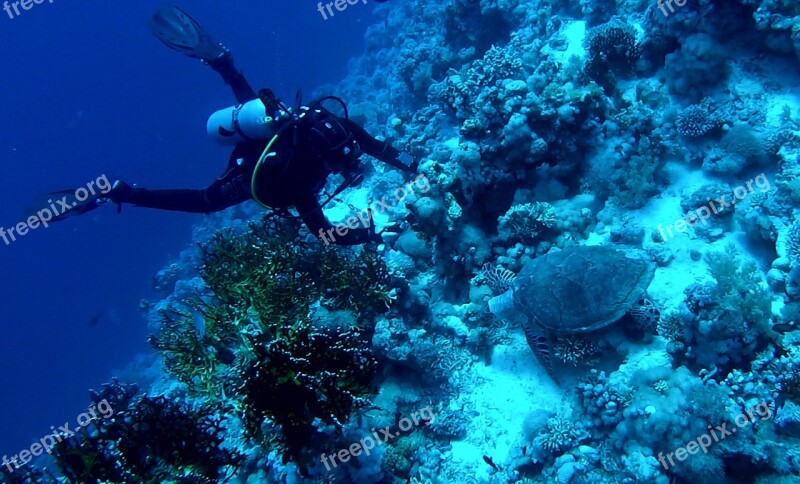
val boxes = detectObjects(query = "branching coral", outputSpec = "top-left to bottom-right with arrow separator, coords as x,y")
429,44 -> 523,120
147,301 -> 240,396
584,21 -> 641,89
534,416 -> 584,456
765,128 -> 800,156
553,335 -> 602,366
314,245 -> 393,319
147,215 -> 392,467
670,247 -> 777,375
657,311 -> 686,342
677,102 -> 720,138
51,379 -> 242,483
498,202 -> 558,245
239,320 -> 377,462
150,215 -> 392,394
199,217 -> 316,330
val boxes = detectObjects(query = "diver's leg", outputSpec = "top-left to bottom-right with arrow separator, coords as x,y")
148,6 -> 256,103
122,188 -> 217,213
110,161 -> 251,214
208,53 -> 257,104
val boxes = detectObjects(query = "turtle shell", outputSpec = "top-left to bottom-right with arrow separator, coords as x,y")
512,245 -> 656,334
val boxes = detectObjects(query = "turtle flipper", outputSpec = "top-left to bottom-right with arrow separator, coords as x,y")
524,321 -> 557,382
630,298 -> 660,334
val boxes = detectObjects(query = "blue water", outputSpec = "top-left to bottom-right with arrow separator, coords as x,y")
3,1 -> 800,482
0,0 -> 372,459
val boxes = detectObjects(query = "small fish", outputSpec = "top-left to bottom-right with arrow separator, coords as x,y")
483,455 -> 499,472
88,311 -> 103,326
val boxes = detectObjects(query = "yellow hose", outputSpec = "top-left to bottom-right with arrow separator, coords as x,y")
251,134 -> 280,209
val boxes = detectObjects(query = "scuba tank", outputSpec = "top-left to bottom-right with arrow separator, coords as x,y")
206,98 -> 286,145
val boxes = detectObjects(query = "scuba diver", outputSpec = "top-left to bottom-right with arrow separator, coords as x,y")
96,6 -> 417,245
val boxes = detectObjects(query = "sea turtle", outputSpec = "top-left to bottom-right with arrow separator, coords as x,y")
487,245 -> 659,378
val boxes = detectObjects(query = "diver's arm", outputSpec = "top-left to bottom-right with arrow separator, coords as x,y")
339,118 -> 417,173
294,191 -> 379,245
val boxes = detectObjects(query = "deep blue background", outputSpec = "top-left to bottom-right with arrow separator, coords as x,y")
0,0 -> 378,459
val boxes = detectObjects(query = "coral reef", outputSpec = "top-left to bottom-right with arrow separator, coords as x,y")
59,0 -> 800,482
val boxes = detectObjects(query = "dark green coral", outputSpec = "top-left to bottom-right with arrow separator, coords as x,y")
239,320 -> 378,462
148,215 -> 390,463
50,380 -> 242,484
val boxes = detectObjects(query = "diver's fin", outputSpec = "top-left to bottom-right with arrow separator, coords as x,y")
148,6 -> 226,63
25,189 -> 108,223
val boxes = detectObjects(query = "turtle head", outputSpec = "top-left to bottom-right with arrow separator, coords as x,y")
487,288 -> 515,318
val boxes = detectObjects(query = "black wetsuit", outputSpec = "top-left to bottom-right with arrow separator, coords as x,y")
120,56 -> 409,245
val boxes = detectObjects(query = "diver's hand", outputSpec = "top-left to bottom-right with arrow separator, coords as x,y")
365,208 -> 383,244
107,180 -> 133,207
